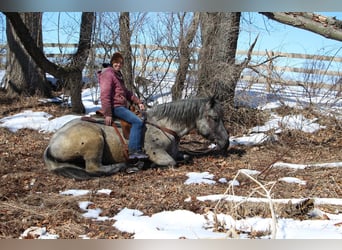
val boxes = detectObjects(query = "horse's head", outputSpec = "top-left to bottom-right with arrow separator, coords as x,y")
196,97 -> 230,152
146,97 -> 230,152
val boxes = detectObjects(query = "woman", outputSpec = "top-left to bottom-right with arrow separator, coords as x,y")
98,52 -> 148,160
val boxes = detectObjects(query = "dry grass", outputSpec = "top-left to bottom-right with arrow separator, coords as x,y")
0,91 -> 341,239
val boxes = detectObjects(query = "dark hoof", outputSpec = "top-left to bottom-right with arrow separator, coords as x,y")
176,153 -> 192,163
98,164 -> 125,174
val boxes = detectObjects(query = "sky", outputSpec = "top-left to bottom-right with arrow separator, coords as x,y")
40,12 -> 342,83
0,11 -> 341,58
29,12 -> 342,59
1,11 -> 341,87
36,12 -> 342,56
239,12 -> 342,55
1,72 -> 342,239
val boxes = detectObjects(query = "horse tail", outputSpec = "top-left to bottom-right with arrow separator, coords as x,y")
43,147 -> 97,180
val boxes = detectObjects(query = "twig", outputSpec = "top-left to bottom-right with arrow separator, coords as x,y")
213,170 -> 278,239
238,171 -> 278,239
258,148 -> 291,178
248,54 -> 284,68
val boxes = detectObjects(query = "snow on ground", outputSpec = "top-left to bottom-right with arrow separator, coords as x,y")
56,186 -> 342,239
1,82 -> 342,239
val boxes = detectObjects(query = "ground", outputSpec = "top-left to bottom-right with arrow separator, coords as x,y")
0,90 -> 341,239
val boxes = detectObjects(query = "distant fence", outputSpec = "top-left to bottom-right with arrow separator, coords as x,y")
0,43 -> 341,90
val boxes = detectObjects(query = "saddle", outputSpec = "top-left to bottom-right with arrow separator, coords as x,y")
94,105 -> 142,139
94,109 -> 129,140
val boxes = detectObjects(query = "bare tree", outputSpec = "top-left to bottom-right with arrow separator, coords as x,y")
198,13 -> 243,107
119,12 -> 134,92
3,13 -> 49,97
3,12 -> 95,113
192,12 -> 342,109
124,13 -> 179,103
171,12 -> 200,100
94,12 -> 148,99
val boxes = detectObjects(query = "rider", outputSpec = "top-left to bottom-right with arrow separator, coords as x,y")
98,52 -> 149,160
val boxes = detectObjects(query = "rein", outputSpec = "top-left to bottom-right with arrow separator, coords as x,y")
179,143 -> 217,156
145,121 -> 180,142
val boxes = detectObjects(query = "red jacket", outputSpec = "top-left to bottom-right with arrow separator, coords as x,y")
98,67 -> 141,117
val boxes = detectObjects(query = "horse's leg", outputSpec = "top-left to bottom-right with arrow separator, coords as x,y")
82,137 -> 127,174
79,127 -> 105,173
147,148 -> 177,167
84,136 -> 127,176
53,163 -> 127,180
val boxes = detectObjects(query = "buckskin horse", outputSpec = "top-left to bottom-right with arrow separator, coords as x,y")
43,96 -> 230,180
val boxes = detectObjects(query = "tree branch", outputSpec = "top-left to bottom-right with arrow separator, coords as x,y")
3,12 -> 63,76
3,12 -> 95,77
260,12 -> 342,42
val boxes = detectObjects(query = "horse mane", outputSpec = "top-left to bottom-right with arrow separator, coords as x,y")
147,97 -> 221,126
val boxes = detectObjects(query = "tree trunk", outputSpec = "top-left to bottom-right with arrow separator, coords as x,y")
66,12 -> 95,113
171,12 -> 200,101
119,12 -> 134,93
198,12 -> 241,107
4,13 -> 50,97
65,70 -> 85,113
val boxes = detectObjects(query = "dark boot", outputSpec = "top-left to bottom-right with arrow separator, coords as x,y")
128,150 -> 149,160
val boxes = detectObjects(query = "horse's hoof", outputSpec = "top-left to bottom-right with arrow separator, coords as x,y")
98,164 -> 126,174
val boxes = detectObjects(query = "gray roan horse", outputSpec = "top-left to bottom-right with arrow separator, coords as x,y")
44,96 -> 230,180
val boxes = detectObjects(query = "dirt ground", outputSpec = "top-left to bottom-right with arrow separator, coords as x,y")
0,91 -> 341,239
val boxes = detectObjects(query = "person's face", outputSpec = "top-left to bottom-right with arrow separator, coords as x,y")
112,59 -> 123,71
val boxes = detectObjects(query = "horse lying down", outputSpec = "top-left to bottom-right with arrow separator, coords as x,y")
43,97 -> 230,180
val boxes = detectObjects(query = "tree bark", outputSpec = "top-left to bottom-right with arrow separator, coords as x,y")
3,12 -> 95,114
4,13 -> 49,97
260,12 -> 342,42
68,12 -> 95,113
119,12 -> 134,93
198,12 -> 241,107
171,12 -> 200,101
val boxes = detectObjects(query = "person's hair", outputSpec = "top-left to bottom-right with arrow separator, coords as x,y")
110,52 -> 124,64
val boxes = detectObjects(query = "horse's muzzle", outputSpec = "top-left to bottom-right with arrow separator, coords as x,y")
215,138 -> 230,152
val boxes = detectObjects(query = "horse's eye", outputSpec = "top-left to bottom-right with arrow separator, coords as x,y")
210,116 -> 219,122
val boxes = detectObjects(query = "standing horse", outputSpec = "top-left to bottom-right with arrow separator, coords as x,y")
43,96 -> 229,180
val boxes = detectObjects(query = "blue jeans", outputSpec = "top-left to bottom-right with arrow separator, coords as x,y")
113,106 -> 144,153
